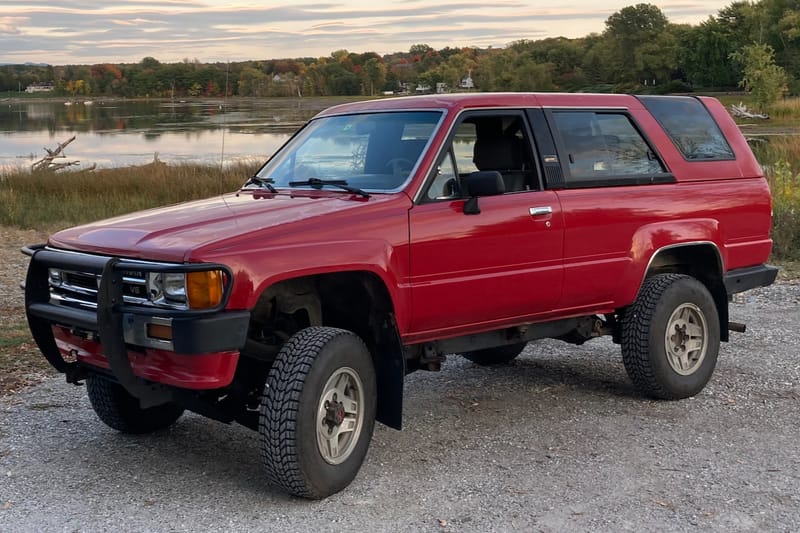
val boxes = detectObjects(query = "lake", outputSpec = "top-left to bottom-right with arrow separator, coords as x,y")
0,97 -> 355,171
2,96 -> 796,173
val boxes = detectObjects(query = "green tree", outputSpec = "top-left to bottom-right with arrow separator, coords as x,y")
681,18 -> 741,88
604,3 -> 671,84
730,42 -> 788,111
409,44 -> 433,57
432,53 -> 476,92
362,57 -> 386,95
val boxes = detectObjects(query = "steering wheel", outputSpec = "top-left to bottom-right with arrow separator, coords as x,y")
385,158 -> 414,176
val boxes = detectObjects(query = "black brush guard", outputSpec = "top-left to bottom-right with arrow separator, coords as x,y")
23,245 -> 249,408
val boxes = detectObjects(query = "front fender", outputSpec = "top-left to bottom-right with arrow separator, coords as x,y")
217,238 -> 411,332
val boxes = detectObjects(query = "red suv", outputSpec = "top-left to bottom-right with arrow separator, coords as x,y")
24,93 -> 777,498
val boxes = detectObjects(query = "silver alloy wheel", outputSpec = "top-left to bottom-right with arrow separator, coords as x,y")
316,367 -> 365,465
664,303 -> 708,376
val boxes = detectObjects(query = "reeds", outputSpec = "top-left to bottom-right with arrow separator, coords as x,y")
1,162 -> 259,230
753,135 -> 800,260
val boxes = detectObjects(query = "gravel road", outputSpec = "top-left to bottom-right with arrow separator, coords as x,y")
1,282 -> 799,532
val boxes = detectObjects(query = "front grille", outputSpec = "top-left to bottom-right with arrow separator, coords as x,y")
50,268 -> 149,310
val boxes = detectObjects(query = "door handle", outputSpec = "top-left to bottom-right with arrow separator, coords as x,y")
529,206 -> 552,216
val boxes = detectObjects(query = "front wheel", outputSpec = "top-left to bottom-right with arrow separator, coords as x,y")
621,274 -> 720,400
86,375 -> 184,434
259,327 -> 376,499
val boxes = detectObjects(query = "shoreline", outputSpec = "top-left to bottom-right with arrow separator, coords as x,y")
0,94 -> 375,105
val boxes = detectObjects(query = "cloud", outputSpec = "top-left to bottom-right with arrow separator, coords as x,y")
111,18 -> 167,26
0,0 -> 733,65
0,17 -> 28,35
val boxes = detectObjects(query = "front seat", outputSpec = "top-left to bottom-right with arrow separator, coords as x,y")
472,136 -> 528,192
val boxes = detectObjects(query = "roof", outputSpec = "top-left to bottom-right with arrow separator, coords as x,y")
314,92 -> 647,118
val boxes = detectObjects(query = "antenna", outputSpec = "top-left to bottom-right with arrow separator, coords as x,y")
219,60 -> 230,195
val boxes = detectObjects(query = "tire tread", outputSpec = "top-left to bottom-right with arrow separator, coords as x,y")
86,376 -> 183,434
621,273 -> 689,400
259,326 -> 366,498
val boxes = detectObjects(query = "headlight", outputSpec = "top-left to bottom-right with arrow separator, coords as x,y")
162,273 -> 187,301
147,270 -> 224,309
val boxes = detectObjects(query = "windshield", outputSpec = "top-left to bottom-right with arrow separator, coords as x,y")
251,110 -> 443,192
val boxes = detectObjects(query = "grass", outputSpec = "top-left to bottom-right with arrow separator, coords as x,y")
764,97 -> 800,120
0,161 -> 259,230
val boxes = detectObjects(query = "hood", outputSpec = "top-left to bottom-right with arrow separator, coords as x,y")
49,191 -> 406,262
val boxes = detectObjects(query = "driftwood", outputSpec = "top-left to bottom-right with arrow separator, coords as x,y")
730,103 -> 769,120
31,136 -> 94,172
31,135 -> 97,172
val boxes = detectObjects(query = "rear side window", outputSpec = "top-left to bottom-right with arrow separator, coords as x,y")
551,111 -> 664,183
639,96 -> 734,161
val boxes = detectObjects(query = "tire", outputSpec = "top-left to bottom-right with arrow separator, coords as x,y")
259,327 -> 377,499
621,274 -> 720,400
86,375 -> 184,434
461,342 -> 527,365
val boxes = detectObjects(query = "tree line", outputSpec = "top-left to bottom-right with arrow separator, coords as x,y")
1,2 -> 795,108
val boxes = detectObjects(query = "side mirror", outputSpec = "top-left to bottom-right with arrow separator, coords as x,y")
462,171 -> 505,215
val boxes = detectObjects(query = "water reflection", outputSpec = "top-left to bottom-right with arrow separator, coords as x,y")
0,98 -> 335,170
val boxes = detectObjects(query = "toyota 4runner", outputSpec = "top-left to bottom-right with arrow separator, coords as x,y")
23,93 -> 777,498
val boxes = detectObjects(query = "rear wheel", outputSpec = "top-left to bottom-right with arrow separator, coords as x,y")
461,342 -> 527,365
621,274 -> 720,399
86,375 -> 184,434
259,327 -> 376,499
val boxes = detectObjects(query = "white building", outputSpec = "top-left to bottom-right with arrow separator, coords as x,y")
25,82 -> 55,93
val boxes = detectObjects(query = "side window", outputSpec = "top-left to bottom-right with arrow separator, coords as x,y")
427,150 -> 459,200
552,111 -> 664,183
639,96 -> 734,160
452,122 -> 479,175
424,113 -> 540,201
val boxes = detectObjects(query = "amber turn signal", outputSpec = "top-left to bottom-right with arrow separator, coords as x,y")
146,322 -> 173,341
187,270 -> 224,309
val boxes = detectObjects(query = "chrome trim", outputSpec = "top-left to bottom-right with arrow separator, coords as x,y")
50,292 -> 97,310
541,105 -> 630,111
640,241 -> 724,287
56,281 -> 97,298
45,248 -> 188,311
122,314 -> 174,351
529,206 -> 553,216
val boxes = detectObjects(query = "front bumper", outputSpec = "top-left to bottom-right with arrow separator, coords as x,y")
24,245 -> 249,403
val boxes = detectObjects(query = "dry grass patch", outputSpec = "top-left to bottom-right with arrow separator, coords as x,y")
1,161 -> 259,230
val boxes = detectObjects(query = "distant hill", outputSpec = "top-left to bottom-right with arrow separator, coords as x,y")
0,62 -> 50,67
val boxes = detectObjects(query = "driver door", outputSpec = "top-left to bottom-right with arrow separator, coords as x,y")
407,111 -> 564,340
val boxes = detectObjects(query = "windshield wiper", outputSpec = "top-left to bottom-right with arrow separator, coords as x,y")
288,178 -> 370,198
243,175 -> 277,193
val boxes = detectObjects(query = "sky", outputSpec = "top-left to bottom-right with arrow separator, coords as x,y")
1,1 -> 733,65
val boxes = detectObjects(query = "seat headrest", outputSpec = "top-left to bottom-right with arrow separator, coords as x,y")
473,136 -> 523,171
